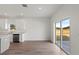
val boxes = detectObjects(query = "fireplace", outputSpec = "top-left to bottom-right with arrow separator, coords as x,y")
13,34 -> 19,43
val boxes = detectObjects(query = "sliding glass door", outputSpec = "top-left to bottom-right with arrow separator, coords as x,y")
61,19 -> 70,54
55,18 -> 70,54
55,22 -> 61,47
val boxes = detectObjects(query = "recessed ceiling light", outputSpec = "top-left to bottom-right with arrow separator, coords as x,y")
22,4 -> 28,7
38,8 -> 42,10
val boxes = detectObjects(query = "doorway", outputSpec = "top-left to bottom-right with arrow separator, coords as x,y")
55,21 -> 61,47
55,18 -> 70,54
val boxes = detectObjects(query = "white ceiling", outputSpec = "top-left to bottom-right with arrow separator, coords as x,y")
0,4 -> 62,18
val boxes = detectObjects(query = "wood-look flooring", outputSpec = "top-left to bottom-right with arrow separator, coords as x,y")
2,41 -> 66,55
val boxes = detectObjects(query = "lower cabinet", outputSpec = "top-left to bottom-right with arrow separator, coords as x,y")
0,35 -> 10,54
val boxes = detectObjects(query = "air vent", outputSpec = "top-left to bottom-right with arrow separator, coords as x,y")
22,4 -> 27,7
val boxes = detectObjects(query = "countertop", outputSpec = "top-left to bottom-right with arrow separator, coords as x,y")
11,31 -> 25,34
0,30 -> 25,39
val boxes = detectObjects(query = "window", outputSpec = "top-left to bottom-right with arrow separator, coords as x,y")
55,18 -> 70,54
55,22 -> 61,47
61,18 -> 70,54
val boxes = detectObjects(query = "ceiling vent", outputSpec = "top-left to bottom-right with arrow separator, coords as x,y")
22,4 -> 28,7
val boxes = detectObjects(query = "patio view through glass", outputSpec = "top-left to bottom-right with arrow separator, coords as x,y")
55,18 -> 70,54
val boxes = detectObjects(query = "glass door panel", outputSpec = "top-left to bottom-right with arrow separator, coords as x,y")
61,19 -> 70,54
55,22 -> 61,47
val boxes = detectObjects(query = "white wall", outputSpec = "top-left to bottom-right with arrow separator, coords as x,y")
24,18 -> 51,41
51,5 -> 79,55
0,19 -> 6,30
8,17 -> 51,41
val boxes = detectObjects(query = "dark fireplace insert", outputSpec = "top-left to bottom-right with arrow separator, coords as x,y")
13,34 -> 19,43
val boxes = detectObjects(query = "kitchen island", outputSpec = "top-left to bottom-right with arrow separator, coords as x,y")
0,31 -> 11,54
0,31 -> 25,54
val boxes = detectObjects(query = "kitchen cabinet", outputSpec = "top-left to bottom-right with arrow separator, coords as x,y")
0,34 -> 10,54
